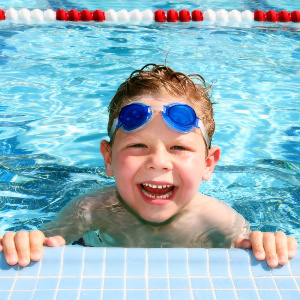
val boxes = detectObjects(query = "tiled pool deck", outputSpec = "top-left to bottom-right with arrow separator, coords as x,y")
0,247 -> 299,300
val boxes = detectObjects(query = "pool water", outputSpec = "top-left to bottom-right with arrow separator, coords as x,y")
0,0 -> 299,243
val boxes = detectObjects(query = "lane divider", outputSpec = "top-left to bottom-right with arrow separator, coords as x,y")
0,8 -> 299,23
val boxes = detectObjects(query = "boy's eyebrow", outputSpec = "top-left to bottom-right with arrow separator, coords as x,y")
118,129 -> 202,145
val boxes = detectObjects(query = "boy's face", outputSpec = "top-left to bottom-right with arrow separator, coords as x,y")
101,95 -> 220,224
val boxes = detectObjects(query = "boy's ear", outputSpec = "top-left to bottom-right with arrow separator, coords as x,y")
100,140 -> 114,176
202,146 -> 221,181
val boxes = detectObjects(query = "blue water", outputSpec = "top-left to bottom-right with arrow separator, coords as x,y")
0,0 -> 299,242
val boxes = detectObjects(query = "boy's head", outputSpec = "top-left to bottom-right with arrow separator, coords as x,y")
107,64 -> 215,148
100,64 -> 220,224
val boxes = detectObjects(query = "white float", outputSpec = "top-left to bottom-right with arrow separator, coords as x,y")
105,9 -> 118,21
203,9 -> 216,21
141,9 -> 154,22
6,8 -> 18,20
242,10 -> 254,22
216,9 -> 229,21
44,9 -> 56,21
129,9 -> 142,21
117,9 -> 130,21
31,9 -> 44,21
229,10 -> 242,22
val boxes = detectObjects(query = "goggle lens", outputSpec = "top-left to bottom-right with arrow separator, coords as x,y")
119,103 -> 150,132
167,104 -> 196,126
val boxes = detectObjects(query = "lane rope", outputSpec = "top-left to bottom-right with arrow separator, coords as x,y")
0,8 -> 299,23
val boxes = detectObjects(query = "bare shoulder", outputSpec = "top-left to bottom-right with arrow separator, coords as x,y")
74,185 -> 120,209
41,185 -> 125,239
185,193 -> 246,227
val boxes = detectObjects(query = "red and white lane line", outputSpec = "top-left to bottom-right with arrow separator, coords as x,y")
0,8 -> 299,23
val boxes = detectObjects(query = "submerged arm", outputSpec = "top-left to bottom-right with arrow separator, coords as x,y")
41,186 -> 118,244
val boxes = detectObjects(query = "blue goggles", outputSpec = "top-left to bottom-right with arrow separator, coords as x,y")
109,102 -> 210,147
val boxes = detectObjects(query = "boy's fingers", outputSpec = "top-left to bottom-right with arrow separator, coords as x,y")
274,231 -> 288,265
14,231 -> 31,267
287,236 -> 298,258
2,232 -> 18,265
263,232 -> 278,268
29,230 -> 46,262
249,231 -> 265,260
44,236 -> 66,247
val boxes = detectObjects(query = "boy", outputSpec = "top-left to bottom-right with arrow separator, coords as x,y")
0,64 -> 298,268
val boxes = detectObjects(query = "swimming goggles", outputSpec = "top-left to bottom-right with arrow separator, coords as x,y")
109,102 -> 210,147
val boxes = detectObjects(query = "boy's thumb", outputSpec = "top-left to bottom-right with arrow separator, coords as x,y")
235,237 -> 252,249
44,236 -> 66,247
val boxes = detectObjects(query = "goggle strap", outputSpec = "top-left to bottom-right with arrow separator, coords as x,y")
197,118 -> 211,147
109,118 -> 119,138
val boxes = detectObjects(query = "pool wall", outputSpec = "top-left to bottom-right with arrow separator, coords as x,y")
0,246 -> 299,300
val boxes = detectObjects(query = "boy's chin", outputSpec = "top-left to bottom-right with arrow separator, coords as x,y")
138,212 -> 175,225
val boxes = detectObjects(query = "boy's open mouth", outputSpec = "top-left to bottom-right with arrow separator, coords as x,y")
140,183 -> 174,199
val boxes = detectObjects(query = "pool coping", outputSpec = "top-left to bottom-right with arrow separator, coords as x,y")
0,246 -> 299,300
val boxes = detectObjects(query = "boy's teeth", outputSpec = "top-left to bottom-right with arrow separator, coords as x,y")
143,183 -> 172,189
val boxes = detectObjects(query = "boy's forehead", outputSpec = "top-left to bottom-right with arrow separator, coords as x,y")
127,94 -> 187,105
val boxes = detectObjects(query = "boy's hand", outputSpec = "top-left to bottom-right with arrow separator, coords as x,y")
235,231 -> 298,268
0,230 -> 66,267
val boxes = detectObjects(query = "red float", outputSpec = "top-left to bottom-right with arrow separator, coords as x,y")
68,9 -> 81,21
291,10 -> 300,22
179,9 -> 191,22
167,9 -> 178,22
192,9 -> 203,21
254,10 -> 266,22
81,9 -> 93,21
56,9 -> 68,21
0,9 -> 5,20
93,9 -> 105,21
278,10 -> 291,22
266,10 -> 278,22
154,9 -> 166,22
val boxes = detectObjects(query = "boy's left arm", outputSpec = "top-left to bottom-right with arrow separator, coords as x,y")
235,231 -> 298,267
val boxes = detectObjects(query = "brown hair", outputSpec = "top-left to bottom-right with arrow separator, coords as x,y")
107,64 -> 215,148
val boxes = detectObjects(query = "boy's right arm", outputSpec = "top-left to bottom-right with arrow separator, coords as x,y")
0,186 -> 118,267
0,194 -> 91,267
0,230 -> 66,267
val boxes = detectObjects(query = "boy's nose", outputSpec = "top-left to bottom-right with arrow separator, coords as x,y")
145,147 -> 173,171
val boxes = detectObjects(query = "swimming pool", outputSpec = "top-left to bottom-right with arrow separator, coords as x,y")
0,0 -> 299,246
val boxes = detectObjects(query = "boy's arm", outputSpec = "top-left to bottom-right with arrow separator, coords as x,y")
0,186 -> 118,267
196,195 -> 298,267
235,231 -> 298,268
0,196 -> 92,267
0,195 -> 92,267
41,186 -> 118,243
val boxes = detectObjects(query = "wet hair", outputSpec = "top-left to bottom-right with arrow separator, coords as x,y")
107,64 -> 215,148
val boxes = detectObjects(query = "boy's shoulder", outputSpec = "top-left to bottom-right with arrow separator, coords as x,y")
183,192 -> 247,229
74,185 -> 120,208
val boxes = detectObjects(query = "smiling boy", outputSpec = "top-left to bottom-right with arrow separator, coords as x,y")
0,64 -> 298,268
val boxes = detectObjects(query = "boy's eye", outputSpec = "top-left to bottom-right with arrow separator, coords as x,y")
130,144 -> 146,148
171,145 -> 188,151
